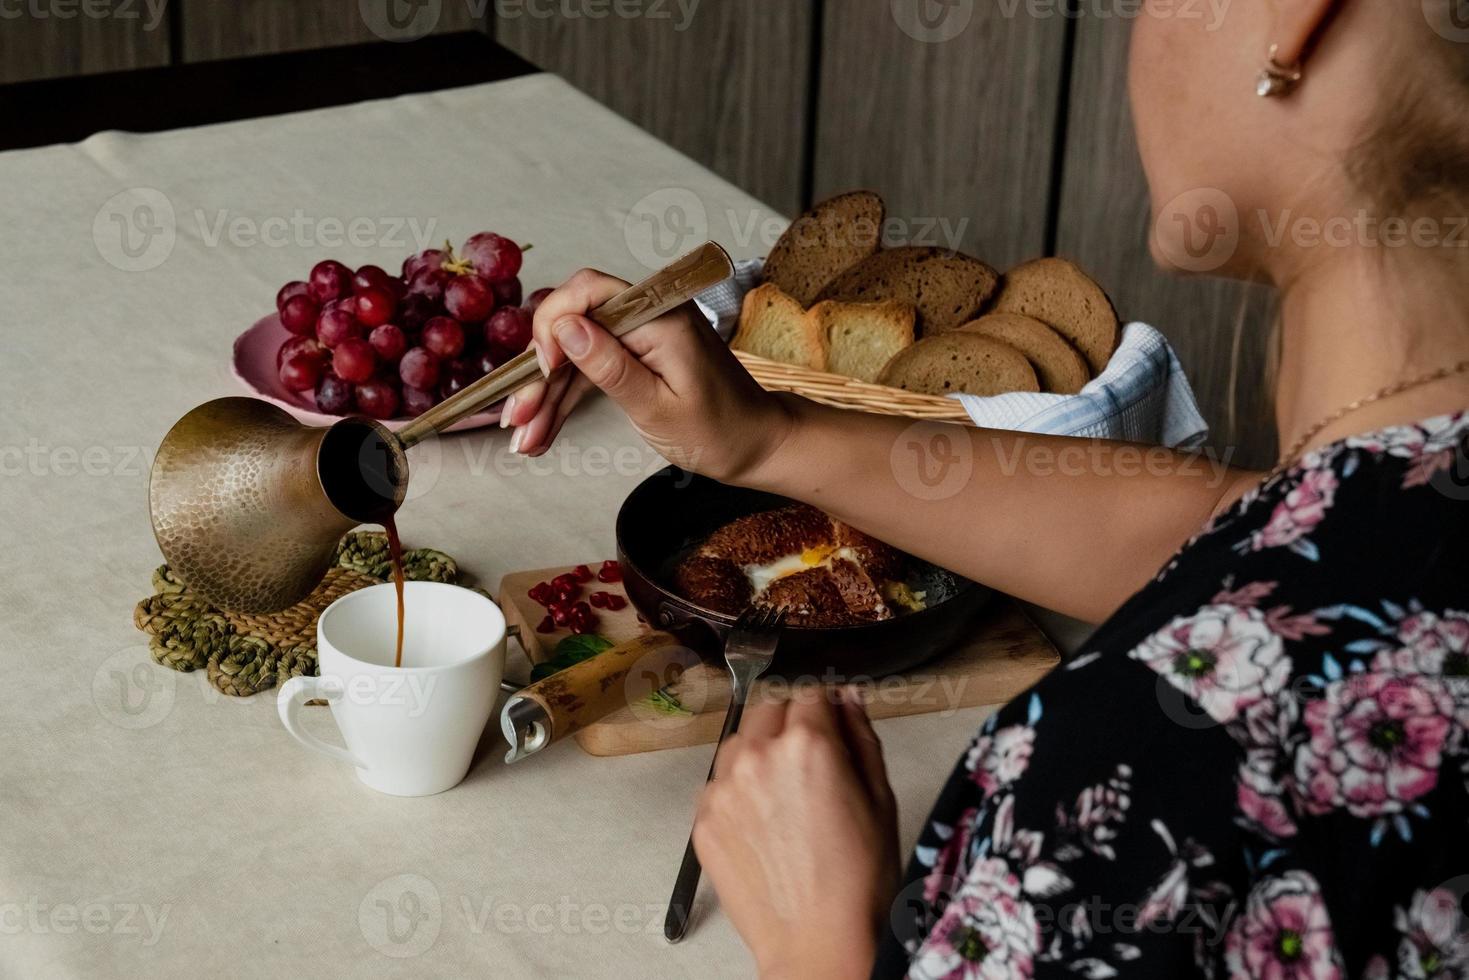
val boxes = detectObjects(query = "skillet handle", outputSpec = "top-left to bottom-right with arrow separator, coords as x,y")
499,630 -> 688,763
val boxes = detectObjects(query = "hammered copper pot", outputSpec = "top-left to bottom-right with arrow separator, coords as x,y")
149,397 -> 407,613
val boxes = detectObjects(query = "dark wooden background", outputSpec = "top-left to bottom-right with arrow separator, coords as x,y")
1,0 -> 1274,465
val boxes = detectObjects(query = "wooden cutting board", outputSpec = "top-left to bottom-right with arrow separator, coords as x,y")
498,563 -> 1060,757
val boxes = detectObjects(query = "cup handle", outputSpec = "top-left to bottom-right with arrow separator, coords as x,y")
277,676 -> 365,769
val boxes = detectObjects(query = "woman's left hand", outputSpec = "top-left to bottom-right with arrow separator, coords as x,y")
693,687 -> 901,979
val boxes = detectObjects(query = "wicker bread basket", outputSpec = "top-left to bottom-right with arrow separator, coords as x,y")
733,350 -> 973,424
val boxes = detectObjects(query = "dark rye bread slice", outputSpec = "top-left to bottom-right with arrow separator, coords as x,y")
761,191 -> 885,307
877,333 -> 1039,397
991,257 -> 1120,375
959,313 -> 1090,395
816,246 -> 1000,335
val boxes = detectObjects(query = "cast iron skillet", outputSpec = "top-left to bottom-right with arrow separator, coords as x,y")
500,466 -> 994,763
615,466 -> 993,679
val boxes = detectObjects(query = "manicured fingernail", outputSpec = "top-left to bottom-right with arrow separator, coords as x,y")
553,317 -> 591,358
500,393 -> 517,428
532,342 -> 550,378
509,427 -> 525,454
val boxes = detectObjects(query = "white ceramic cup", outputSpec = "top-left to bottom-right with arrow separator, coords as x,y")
277,581 -> 506,797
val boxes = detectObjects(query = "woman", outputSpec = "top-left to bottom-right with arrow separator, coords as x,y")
504,0 -> 1469,975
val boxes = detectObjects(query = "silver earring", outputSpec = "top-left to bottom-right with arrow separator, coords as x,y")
1257,43 -> 1303,97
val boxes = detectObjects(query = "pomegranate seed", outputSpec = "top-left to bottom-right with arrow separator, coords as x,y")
535,615 -> 555,634
604,594 -> 628,611
597,560 -> 622,583
552,573 -> 578,590
528,582 -> 552,606
589,591 -> 607,608
568,619 -> 589,635
553,586 -> 577,604
572,564 -> 594,582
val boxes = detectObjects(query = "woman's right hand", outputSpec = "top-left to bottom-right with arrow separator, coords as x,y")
503,268 -> 797,485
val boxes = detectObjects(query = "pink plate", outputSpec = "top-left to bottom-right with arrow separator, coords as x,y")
231,315 -> 502,431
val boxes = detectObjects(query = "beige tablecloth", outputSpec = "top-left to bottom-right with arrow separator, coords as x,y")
0,74 -> 1049,978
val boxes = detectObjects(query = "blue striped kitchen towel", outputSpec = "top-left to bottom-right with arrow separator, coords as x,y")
695,259 -> 1210,449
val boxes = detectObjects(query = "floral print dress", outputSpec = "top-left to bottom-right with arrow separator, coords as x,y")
874,413 -> 1469,980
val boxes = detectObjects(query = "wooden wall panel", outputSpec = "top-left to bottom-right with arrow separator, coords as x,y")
1054,15 -> 1277,467
182,0 -> 479,62
495,0 -> 813,217
812,2 -> 1068,270
0,0 -> 170,83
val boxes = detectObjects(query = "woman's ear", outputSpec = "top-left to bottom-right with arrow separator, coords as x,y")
1268,0 -> 1343,67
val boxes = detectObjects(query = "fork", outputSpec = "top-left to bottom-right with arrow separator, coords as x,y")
663,605 -> 786,943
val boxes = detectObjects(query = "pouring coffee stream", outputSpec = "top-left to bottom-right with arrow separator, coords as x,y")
149,242 -> 736,622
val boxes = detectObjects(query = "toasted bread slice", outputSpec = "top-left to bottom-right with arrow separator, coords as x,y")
877,334 -> 1038,397
812,298 -> 916,383
991,257 -> 1119,375
817,246 -> 999,335
959,313 -> 1090,395
732,284 -> 828,371
761,191 -> 886,306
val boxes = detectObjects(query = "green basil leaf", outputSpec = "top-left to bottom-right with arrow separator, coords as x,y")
550,633 -> 613,667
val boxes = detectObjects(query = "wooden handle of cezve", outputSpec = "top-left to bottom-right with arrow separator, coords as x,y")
395,241 -> 735,448
502,631 -> 687,755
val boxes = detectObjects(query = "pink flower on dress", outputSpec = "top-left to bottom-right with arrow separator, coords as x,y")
1235,697 -> 1300,839
966,725 -> 1035,797
1250,468 -> 1338,552
1393,887 -> 1469,979
1384,610 -> 1469,731
1392,610 -> 1469,676
909,859 -> 1040,980
924,807 -> 980,907
1129,603 -> 1292,724
1345,413 -> 1468,459
1237,748 -> 1299,839
1224,871 -> 1344,980
1293,668 -> 1455,817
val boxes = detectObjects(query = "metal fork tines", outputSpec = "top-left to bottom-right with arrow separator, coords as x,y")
663,605 -> 785,944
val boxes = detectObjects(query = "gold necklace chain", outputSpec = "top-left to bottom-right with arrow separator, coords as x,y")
1266,359 -> 1469,483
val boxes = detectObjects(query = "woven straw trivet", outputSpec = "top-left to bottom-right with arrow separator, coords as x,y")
133,531 -> 462,699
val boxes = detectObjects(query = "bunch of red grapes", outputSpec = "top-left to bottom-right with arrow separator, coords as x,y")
273,232 -> 554,419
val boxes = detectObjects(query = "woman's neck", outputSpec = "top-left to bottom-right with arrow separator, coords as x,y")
1273,249 -> 1469,460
